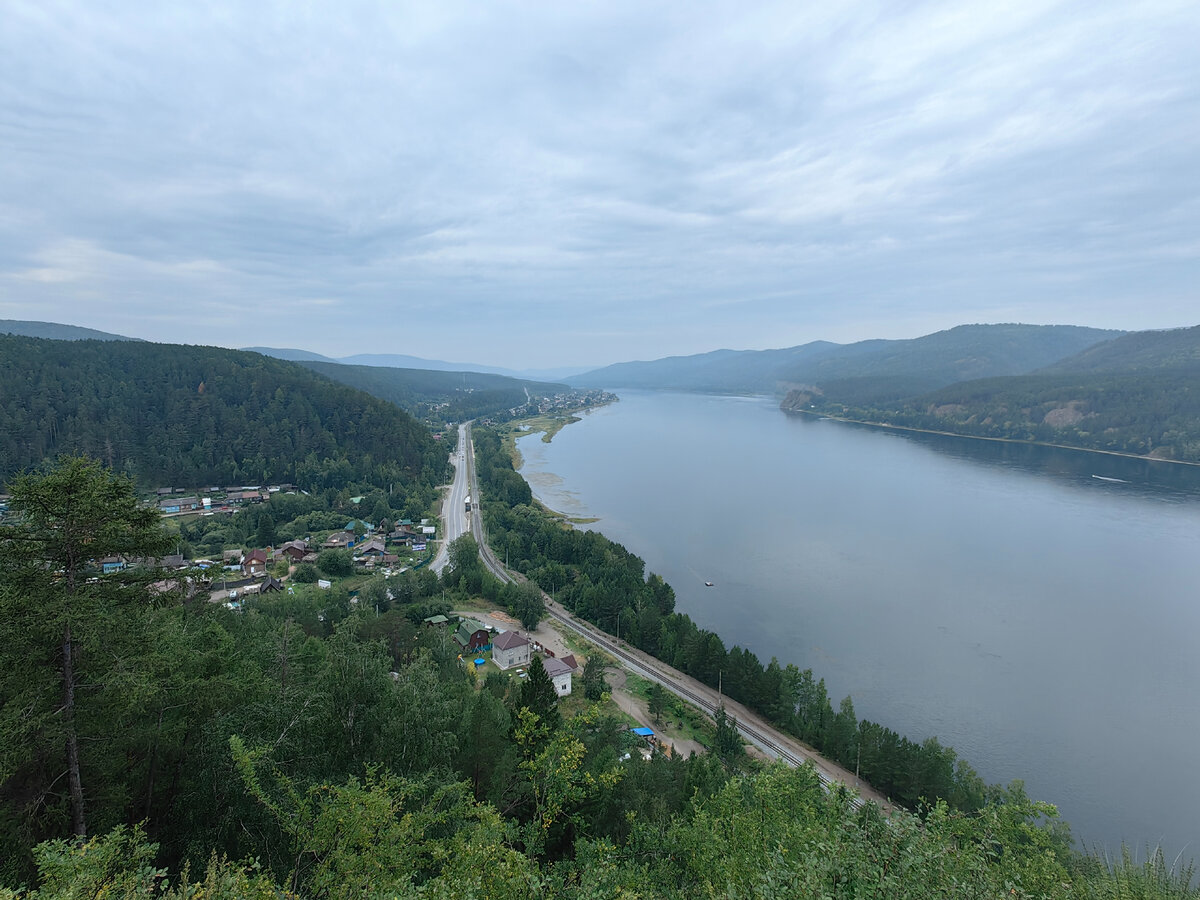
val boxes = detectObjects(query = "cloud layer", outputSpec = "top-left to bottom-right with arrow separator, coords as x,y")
2,0 -> 1197,365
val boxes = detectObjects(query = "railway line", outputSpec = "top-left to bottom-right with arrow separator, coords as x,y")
457,420 -> 870,808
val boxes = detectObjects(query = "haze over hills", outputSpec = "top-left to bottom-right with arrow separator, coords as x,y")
0,319 -> 141,342
246,346 -> 593,381
294,360 -> 593,427
1040,324 -> 1200,374
568,324 -> 1124,396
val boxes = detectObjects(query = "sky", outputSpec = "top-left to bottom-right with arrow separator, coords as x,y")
1,1 -> 1197,369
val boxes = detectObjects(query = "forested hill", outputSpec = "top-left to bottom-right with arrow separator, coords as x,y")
0,318 -> 140,341
0,335 -> 446,491
298,360 -> 568,425
783,325 -> 1200,462
1042,323 -> 1200,374
568,324 -> 1121,395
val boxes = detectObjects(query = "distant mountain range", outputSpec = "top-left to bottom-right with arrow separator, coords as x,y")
566,324 -> 1124,397
244,347 -> 592,382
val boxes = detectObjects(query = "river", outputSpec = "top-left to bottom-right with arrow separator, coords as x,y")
515,390 -> 1200,859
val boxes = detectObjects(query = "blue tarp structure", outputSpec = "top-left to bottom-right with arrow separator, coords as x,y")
474,658 -> 486,667
630,727 -> 655,737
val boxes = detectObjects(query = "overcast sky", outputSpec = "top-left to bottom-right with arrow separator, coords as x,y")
1,1 -> 1197,368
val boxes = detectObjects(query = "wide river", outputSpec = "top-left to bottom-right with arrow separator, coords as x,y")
516,390 -> 1200,858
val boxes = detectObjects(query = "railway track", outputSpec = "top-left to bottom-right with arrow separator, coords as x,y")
462,421 -> 867,808
544,605 -> 866,804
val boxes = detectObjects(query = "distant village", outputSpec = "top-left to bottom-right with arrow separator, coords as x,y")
473,388 -> 617,426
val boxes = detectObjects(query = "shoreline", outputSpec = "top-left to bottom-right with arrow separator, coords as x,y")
783,406 -> 1200,468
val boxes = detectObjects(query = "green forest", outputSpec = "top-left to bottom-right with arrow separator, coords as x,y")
3,457 -> 1196,898
786,369 -> 1200,461
0,336 -> 448,494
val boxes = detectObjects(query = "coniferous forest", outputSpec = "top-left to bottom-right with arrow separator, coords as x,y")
0,335 -> 446,493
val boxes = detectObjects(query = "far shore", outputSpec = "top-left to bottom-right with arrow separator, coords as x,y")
783,406 -> 1200,469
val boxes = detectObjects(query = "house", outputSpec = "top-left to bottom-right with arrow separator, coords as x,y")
454,619 -> 491,652
543,655 -> 578,697
259,576 -> 285,594
278,540 -> 309,563
322,531 -> 354,549
492,631 -> 531,670
423,614 -> 450,628
242,549 -> 269,577
356,538 -> 387,557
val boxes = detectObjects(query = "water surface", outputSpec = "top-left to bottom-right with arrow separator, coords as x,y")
517,391 -> 1200,857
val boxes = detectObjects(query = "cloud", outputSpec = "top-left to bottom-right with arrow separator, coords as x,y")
0,0 -> 1196,364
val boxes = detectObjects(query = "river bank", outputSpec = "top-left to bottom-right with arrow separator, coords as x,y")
782,405 -> 1200,468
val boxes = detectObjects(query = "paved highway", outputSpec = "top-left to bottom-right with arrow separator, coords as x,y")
431,423 -> 472,574
440,420 -> 884,808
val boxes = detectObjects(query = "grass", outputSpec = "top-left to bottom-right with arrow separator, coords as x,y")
623,672 -> 713,750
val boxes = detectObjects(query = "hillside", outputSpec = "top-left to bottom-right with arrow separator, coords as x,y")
569,324 -> 1121,397
1042,324 -> 1200,374
0,335 -> 446,492
784,359 -> 1200,462
0,318 -> 140,341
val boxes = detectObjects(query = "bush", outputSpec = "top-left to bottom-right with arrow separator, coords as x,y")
317,549 -> 353,577
293,562 -> 319,583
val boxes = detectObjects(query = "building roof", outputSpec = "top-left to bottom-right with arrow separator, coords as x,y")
558,653 -> 579,670
455,619 -> 487,642
630,727 -> 655,737
543,657 -> 575,678
493,630 -> 529,651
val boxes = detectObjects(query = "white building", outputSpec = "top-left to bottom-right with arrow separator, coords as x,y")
543,656 -> 578,696
492,630 -> 531,670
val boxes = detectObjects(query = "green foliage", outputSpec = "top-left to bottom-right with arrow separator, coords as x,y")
293,561 -> 319,583
0,335 -> 446,491
520,656 -> 561,732
583,655 -> 610,702
317,549 -> 353,577
509,581 -> 546,630
0,457 -> 176,850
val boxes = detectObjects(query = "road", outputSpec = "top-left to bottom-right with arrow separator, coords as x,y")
431,423 -> 472,574
440,420 -> 887,809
